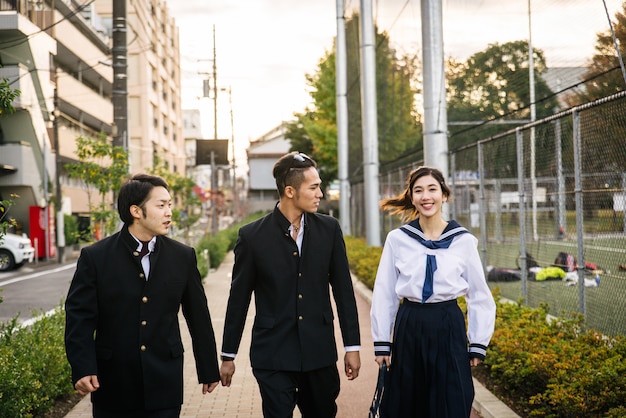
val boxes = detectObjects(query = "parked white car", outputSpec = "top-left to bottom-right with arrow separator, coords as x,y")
0,232 -> 36,272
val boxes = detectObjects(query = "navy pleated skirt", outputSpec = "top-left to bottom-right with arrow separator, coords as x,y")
380,299 -> 474,418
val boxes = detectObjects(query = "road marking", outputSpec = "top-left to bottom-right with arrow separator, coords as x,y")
0,263 -> 76,287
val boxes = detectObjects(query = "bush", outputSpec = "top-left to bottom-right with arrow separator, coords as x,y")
0,308 -> 72,417
64,214 -> 79,246
344,235 -> 382,289
485,301 -> 626,417
195,212 -> 267,278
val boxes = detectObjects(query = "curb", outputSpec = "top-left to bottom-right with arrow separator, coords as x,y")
351,275 -> 521,418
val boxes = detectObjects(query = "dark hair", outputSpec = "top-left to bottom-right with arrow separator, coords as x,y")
272,152 -> 317,196
380,166 -> 452,222
117,174 -> 168,224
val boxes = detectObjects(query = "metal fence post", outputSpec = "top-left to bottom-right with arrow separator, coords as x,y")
478,142 -> 488,272
516,128 -> 528,302
572,110 -> 586,316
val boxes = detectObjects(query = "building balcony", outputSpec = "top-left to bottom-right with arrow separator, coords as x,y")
57,71 -> 113,128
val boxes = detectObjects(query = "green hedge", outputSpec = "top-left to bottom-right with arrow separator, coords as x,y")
195,212 -> 266,278
486,301 -> 626,417
0,309 -> 72,417
343,235 -> 626,417
344,235 -> 382,290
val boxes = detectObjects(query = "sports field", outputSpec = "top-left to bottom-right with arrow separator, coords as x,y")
483,235 -> 626,337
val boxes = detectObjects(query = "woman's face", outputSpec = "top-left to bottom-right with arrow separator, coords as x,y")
411,174 -> 447,218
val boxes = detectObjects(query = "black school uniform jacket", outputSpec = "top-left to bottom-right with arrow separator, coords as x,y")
64,226 -> 219,411
222,206 -> 361,371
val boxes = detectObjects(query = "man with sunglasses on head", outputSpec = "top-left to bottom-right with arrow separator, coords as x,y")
220,152 -> 361,417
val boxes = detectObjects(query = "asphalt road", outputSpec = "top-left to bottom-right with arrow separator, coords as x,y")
0,259 -> 77,325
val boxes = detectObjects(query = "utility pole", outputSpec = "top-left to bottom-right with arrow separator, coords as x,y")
359,0 -> 381,246
421,0 -> 448,176
336,0 -> 351,235
54,66 -> 65,262
112,0 -> 128,150
227,86 -> 238,221
212,25 -> 218,142
211,25 -> 219,234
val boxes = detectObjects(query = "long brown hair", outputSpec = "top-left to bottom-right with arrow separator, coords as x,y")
380,166 -> 452,223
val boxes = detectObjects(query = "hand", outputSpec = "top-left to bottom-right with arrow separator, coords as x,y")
375,355 -> 391,368
220,360 -> 236,387
344,351 -> 361,380
75,375 -> 100,395
202,381 -> 219,394
470,357 -> 483,367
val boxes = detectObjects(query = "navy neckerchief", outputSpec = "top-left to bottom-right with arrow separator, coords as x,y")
400,219 -> 469,303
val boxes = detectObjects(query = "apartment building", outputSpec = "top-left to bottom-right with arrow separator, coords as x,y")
0,0 -> 113,251
96,0 -> 186,176
1,0 -> 185,256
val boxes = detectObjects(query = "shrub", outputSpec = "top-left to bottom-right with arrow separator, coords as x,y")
64,214 -> 79,246
485,300 -> 626,417
344,235 -> 382,289
0,308 -> 72,417
196,211 -> 267,278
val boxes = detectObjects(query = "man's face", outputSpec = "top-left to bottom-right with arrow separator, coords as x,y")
292,167 -> 323,213
132,186 -> 173,238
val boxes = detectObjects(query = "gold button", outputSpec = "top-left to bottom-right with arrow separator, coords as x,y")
298,272 -> 302,277
139,273 -> 145,279
292,252 -> 298,256
133,251 -> 140,256
141,321 -> 147,326
142,296 -> 148,303
298,316 -> 303,320
140,345 -> 146,351
298,294 -> 303,299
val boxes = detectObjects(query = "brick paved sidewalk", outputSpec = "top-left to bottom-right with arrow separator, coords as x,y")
65,250 -> 517,417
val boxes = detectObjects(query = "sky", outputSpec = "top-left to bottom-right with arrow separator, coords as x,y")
167,0 -> 623,165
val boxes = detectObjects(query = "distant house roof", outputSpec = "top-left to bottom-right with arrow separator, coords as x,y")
247,123 -> 291,159
247,122 -> 293,193
541,67 -> 588,94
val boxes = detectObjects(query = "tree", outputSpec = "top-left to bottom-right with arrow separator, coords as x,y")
287,13 -> 423,184
149,157 -> 201,244
447,40 -> 558,151
65,134 -> 129,239
0,76 -> 19,116
566,3 -> 626,104
560,4 -> 626,178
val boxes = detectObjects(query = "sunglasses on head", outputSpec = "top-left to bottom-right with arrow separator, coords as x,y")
282,153 -> 312,187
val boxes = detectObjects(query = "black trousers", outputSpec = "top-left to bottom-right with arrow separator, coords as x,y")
93,403 -> 181,418
253,365 -> 340,418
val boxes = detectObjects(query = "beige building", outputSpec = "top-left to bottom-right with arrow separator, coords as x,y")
0,0 -> 186,254
0,0 -> 113,247
96,0 -> 186,176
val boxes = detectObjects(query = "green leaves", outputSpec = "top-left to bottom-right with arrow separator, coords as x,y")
485,301 -> 626,416
0,77 -> 19,116
64,133 -> 129,239
286,13 -> 423,184
0,308 -> 73,417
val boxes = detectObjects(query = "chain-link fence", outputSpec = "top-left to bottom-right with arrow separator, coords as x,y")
350,91 -> 626,337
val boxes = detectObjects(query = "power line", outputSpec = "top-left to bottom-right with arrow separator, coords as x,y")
0,0 -> 96,49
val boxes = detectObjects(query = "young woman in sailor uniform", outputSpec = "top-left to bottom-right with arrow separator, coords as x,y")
370,166 -> 496,418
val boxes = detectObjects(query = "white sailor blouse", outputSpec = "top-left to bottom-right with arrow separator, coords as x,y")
370,220 -> 496,359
